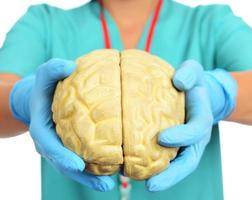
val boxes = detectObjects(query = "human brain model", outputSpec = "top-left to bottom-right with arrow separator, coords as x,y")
52,49 -> 185,180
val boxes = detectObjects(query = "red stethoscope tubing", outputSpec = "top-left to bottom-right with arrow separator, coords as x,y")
99,0 -> 163,52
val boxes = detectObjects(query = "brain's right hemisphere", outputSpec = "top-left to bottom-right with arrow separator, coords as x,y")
52,49 -> 185,180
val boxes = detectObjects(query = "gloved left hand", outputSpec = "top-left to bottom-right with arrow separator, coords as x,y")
146,60 -> 237,192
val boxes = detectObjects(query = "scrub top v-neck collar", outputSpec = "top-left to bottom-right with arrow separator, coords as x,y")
89,0 -> 171,52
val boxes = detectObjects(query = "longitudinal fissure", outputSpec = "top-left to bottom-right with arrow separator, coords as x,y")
119,52 -> 125,169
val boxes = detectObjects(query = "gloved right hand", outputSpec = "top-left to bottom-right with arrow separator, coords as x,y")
146,60 -> 237,191
9,59 -> 115,192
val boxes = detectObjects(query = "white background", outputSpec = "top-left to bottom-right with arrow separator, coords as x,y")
0,0 -> 252,200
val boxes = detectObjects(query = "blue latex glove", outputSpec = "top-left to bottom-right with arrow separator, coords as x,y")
146,60 -> 237,192
10,59 -> 115,192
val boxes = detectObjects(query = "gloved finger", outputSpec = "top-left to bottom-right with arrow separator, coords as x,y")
30,124 -> 85,172
159,86 -> 213,147
35,128 -> 115,192
58,167 -> 115,192
146,134 -> 210,192
35,58 -> 76,94
172,60 -> 204,91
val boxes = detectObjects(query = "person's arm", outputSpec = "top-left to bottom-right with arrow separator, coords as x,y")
210,6 -> 252,125
0,74 -> 27,137
0,5 -> 50,137
227,71 -> 252,125
1,4 -> 116,192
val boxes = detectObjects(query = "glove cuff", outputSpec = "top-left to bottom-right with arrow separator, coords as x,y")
206,69 -> 238,124
9,75 -> 35,126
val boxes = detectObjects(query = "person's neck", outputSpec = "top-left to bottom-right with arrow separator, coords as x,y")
100,0 -> 160,49
101,0 -> 159,27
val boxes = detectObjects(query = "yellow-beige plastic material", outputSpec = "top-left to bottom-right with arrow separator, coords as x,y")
52,49 -> 185,180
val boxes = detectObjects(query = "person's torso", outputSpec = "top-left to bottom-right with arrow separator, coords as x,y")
41,1 -> 224,199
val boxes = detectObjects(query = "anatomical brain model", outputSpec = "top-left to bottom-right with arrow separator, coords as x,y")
52,49 -> 185,180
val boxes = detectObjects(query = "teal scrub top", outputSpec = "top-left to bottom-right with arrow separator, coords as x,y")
1,0 -> 252,199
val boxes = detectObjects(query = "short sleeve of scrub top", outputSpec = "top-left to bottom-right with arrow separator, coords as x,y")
0,5 -> 49,77
213,6 -> 252,71
0,1 -> 252,200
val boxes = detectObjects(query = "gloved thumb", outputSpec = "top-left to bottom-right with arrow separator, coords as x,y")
172,60 -> 204,91
35,58 -> 76,93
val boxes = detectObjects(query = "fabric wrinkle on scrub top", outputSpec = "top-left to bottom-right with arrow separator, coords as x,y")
1,0 -> 252,199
